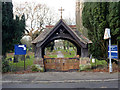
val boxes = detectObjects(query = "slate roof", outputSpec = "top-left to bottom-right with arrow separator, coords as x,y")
31,19 -> 92,44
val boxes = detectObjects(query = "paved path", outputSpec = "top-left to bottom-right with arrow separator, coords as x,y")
2,81 -> 118,88
57,51 -> 64,58
2,72 -> 118,88
2,72 -> 118,82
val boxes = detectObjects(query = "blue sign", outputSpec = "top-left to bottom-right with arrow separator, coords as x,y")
108,45 -> 118,59
15,45 -> 26,55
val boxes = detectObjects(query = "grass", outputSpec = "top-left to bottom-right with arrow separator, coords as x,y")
90,59 -> 107,66
9,56 -> 34,67
6,52 -> 34,71
79,59 -> 108,72
90,59 -> 108,69
5,48 -> 76,72
45,50 -> 58,58
46,48 -> 76,58
48,55 -> 57,58
60,49 -> 76,58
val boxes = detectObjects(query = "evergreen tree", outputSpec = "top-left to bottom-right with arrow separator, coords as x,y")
82,2 -> 120,59
2,2 -> 25,57
108,2 -> 120,43
82,2 -> 120,58
2,2 -> 14,56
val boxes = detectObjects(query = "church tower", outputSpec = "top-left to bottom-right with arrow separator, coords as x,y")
76,0 -> 88,37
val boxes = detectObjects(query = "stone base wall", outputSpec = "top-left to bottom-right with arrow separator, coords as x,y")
80,57 -> 90,65
33,58 -> 44,68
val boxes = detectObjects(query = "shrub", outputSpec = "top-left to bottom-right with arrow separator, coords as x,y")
90,59 -> 107,69
2,59 -> 11,73
79,64 -> 91,71
31,64 -> 44,72
31,65 -> 39,72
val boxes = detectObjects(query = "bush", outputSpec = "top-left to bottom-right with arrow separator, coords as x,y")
2,59 -> 11,73
79,64 -> 91,71
31,64 -> 44,72
90,59 -> 107,69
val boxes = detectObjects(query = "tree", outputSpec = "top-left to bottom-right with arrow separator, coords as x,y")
2,2 -> 25,57
64,17 -> 75,25
20,35 -> 32,48
46,41 -> 54,52
82,2 -> 108,58
82,2 -> 120,59
108,2 -> 120,43
13,2 -> 57,40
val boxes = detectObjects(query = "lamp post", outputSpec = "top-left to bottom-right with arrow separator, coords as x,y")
104,28 -> 112,73
109,37 -> 112,73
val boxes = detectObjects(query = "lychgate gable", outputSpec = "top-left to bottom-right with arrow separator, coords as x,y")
32,19 -> 92,58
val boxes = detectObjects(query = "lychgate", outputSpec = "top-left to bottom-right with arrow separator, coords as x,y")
31,19 -> 92,71
32,19 -> 92,58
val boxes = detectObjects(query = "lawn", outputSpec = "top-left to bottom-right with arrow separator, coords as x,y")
45,48 -> 76,58
48,55 -> 57,58
60,49 -> 76,58
6,52 -> 34,71
90,59 -> 108,68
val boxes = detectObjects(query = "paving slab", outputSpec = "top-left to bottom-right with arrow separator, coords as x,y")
2,72 -> 118,83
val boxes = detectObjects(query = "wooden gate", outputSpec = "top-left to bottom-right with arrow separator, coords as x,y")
44,58 -> 79,71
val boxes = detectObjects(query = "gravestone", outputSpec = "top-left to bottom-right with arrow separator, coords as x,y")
26,55 -> 30,59
13,55 -> 18,63
20,55 -> 24,61
8,58 -> 12,61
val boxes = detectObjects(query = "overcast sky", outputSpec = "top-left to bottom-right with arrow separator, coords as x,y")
13,0 -> 76,21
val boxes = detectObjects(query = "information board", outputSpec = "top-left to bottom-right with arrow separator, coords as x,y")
108,45 -> 118,59
15,45 -> 26,55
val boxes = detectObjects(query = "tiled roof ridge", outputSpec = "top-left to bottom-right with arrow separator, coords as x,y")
31,19 -> 92,44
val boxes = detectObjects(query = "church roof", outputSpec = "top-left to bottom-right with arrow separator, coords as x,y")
31,19 -> 92,45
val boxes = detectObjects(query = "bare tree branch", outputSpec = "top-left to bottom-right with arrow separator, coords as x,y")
13,2 -> 57,39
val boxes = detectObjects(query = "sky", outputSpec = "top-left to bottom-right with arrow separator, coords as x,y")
13,0 -> 76,21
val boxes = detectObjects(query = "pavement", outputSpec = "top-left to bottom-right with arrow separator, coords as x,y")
2,72 -> 119,88
2,81 -> 119,88
2,72 -> 118,83
57,51 -> 64,58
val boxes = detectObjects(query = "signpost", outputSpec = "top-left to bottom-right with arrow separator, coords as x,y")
104,28 -> 112,73
15,45 -> 26,70
108,45 -> 118,59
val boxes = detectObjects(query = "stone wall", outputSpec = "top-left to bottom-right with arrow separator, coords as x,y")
80,57 -> 90,65
33,58 -> 44,68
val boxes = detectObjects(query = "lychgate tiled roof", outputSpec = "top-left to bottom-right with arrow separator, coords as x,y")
31,19 -> 92,44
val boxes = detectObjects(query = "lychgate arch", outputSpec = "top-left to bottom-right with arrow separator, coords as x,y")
42,37 -> 81,58
32,19 -> 92,58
